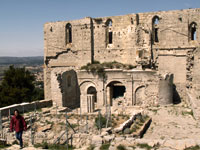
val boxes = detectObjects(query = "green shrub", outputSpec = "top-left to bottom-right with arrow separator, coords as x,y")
80,61 -> 136,78
87,144 -> 95,150
117,144 -> 126,150
71,123 -> 78,129
137,143 -> 152,150
130,146 -> 136,149
184,145 -> 200,150
100,143 -> 110,150
95,114 -> 107,129
0,144 -> 11,149
34,142 -> 48,149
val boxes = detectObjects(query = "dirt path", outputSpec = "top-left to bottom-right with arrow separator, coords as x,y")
144,105 -> 200,140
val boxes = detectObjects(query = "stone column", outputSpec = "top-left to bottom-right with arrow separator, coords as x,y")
159,73 -> 173,105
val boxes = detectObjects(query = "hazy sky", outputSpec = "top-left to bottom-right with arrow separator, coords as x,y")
0,0 -> 199,57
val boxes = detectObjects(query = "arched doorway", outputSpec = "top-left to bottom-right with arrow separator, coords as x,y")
86,86 -> 97,113
134,86 -> 145,105
106,81 -> 126,106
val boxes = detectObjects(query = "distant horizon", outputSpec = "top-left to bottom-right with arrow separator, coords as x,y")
0,56 -> 43,57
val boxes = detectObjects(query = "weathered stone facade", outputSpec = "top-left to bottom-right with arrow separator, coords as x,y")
44,8 -> 200,112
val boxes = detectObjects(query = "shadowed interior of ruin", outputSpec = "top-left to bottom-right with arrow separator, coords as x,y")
173,84 -> 181,104
113,85 -> 126,99
106,81 -> 126,106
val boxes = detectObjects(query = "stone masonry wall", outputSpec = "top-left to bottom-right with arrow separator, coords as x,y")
44,8 -> 200,106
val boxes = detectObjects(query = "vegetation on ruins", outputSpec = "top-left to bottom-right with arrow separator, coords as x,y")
136,143 -> 153,150
87,144 -> 95,150
0,65 -> 44,107
34,142 -> 73,150
0,144 -> 11,149
80,61 -> 136,78
117,144 -> 127,150
81,61 -> 106,78
184,145 -> 200,150
95,113 -> 108,129
100,143 -> 110,150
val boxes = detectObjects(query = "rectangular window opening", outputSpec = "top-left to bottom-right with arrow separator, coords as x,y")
191,28 -> 196,40
155,28 -> 159,43
69,30 -> 72,43
109,32 -> 113,44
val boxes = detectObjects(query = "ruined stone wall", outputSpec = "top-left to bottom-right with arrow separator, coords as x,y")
152,9 -> 200,102
92,14 -> 151,65
191,48 -> 200,99
78,70 -> 159,113
44,8 -> 200,105
132,70 -> 159,107
48,67 -> 80,108
0,99 -> 52,116
44,17 -> 92,66
44,18 -> 93,99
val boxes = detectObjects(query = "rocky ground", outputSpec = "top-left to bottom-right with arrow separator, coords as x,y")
1,103 -> 200,150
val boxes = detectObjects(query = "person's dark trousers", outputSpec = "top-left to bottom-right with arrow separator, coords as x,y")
16,131 -> 23,148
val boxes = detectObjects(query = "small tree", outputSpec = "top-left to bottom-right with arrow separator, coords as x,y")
0,66 -> 43,107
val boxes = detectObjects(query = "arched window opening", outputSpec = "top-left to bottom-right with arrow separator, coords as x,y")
153,17 -> 159,25
190,22 -> 197,41
87,86 -> 97,103
67,76 -> 71,87
152,16 -> 160,43
66,23 -> 72,44
106,19 -> 113,44
106,19 -> 112,27
109,32 -> 113,44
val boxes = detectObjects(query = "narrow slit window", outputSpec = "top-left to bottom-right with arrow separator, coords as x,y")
190,23 -> 197,40
152,16 -> 160,43
106,19 -> 113,45
66,23 -> 72,44
109,32 -> 113,44
155,28 -> 159,42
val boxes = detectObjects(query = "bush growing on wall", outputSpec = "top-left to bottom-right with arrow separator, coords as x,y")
80,61 -> 136,78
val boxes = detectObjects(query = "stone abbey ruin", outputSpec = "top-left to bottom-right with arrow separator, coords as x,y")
44,8 -> 200,113
2,8 -> 200,150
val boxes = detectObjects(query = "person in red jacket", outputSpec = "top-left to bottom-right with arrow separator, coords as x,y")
10,109 -> 27,149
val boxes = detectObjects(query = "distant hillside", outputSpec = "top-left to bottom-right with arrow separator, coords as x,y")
0,56 -> 44,65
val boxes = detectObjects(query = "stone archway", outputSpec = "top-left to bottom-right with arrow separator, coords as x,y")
87,86 -> 97,103
86,86 -> 97,113
79,81 -> 97,113
106,81 -> 126,106
134,85 -> 145,105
